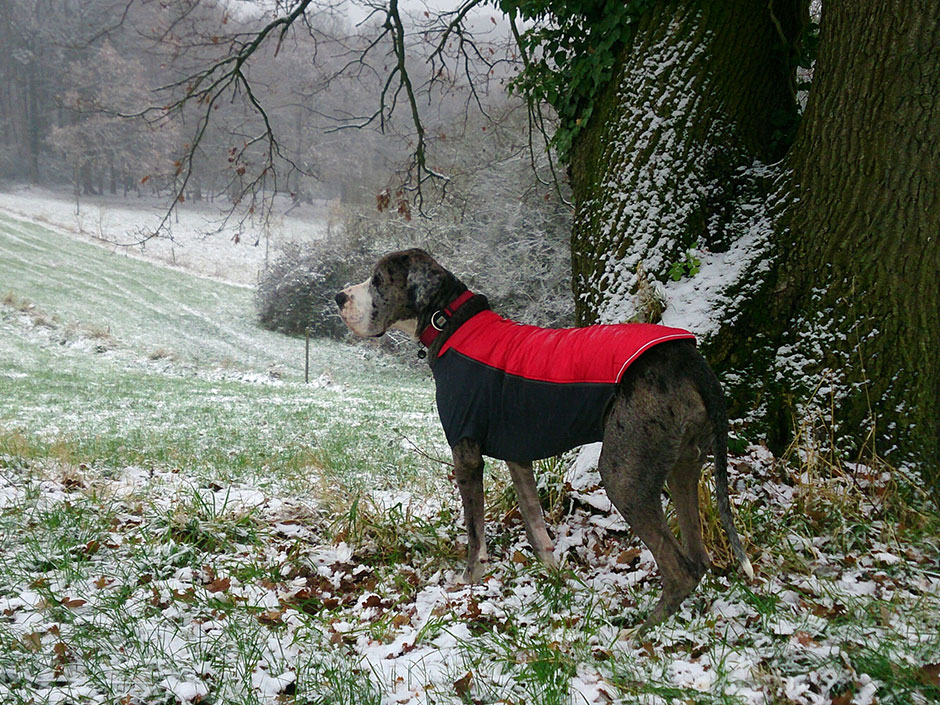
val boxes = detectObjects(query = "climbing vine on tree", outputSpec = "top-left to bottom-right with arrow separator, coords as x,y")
500,0 -> 652,159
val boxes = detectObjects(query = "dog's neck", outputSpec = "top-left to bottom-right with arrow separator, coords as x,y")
419,288 -> 490,364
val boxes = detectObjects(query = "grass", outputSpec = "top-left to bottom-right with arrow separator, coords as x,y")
1,210 -> 939,704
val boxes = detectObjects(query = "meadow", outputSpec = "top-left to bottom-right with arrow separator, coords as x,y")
1,208 -> 938,704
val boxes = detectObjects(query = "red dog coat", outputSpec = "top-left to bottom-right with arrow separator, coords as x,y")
431,310 -> 695,462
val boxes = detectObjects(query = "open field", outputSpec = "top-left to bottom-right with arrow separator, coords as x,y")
1,206 -> 939,704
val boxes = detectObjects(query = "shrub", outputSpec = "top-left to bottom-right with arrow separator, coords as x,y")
257,145 -> 574,341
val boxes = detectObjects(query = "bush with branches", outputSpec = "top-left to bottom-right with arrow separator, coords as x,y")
256,150 -> 573,343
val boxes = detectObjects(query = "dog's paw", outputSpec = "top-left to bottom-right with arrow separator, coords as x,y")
458,559 -> 487,585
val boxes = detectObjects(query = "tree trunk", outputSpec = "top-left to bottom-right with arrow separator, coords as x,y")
763,0 -> 939,478
569,0 -> 801,325
568,0 -> 939,489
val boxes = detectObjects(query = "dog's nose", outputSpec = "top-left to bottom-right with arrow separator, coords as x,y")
335,291 -> 348,308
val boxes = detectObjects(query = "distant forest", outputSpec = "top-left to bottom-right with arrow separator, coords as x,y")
0,0 -> 532,208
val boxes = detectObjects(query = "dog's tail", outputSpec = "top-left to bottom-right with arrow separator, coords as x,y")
705,376 -> 754,581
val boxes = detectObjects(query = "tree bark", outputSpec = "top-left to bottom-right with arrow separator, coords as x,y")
765,0 -> 940,477
569,0 -> 800,325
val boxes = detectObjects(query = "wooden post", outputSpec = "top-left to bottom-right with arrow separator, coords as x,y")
305,327 -> 310,383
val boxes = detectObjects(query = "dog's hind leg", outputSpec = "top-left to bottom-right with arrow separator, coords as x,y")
599,398 -> 706,630
507,461 -> 556,568
666,457 -> 711,587
452,439 -> 488,583
666,453 -> 712,580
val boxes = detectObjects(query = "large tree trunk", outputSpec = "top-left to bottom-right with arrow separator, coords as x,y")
568,0 -> 939,488
761,0 -> 939,476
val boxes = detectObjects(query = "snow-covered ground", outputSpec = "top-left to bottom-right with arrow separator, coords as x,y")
0,185 -> 335,285
0,195 -> 938,704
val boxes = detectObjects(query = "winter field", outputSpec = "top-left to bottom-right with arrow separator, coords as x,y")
0,195 -> 939,704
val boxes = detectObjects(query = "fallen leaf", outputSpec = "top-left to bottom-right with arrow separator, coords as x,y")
795,631 -> 818,647
61,597 -> 86,609
257,609 -> 285,625
512,550 -> 528,565
918,662 -> 940,687
362,594 -> 386,609
53,641 -> 68,664
617,548 -> 642,565
830,692 -> 852,705
206,577 -> 231,593
453,671 -> 473,698
465,598 -> 482,620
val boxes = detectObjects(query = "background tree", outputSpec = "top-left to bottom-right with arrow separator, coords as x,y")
222,0 -> 940,489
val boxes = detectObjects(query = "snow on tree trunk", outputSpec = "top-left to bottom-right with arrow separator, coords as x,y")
568,0 -> 799,326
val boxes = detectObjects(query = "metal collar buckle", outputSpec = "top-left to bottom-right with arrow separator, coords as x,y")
430,310 -> 448,331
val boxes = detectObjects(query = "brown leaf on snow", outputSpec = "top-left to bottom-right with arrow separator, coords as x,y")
257,608 -> 285,625
830,692 -> 853,705
512,550 -> 528,565
94,576 -> 112,590
465,598 -> 482,620
918,662 -> 940,687
362,594 -> 388,610
206,577 -> 231,593
60,597 -> 87,609
617,548 -> 642,565
795,631 -> 818,647
391,613 -> 411,627
808,601 -> 846,619
453,671 -> 473,698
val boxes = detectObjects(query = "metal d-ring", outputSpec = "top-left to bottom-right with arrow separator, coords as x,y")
430,311 -> 448,331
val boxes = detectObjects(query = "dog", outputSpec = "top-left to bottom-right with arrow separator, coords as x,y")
335,248 -> 753,629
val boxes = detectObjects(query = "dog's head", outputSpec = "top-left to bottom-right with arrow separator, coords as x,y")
335,249 -> 463,338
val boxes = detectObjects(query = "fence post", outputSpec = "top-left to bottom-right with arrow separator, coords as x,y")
305,327 -> 310,383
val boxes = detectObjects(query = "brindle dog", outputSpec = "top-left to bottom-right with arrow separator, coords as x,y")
336,248 -> 752,629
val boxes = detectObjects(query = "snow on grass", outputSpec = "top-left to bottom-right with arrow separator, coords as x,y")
1,203 -> 939,704
0,184 -> 332,285
1,446 -> 937,704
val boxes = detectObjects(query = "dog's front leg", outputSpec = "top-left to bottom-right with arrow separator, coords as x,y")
507,461 -> 556,568
452,439 -> 487,583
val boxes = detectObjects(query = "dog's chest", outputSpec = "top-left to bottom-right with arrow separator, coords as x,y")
431,312 -> 694,462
